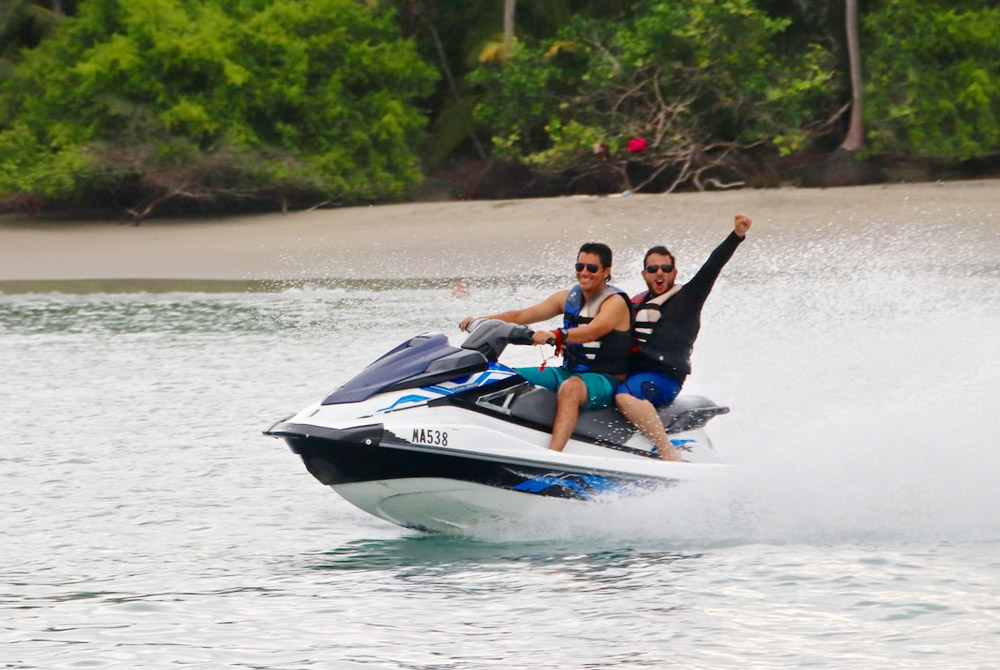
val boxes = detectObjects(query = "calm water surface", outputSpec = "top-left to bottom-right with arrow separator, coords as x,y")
2,210 -> 999,668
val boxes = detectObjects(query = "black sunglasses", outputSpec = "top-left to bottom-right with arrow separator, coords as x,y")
575,262 -> 601,273
645,264 -> 675,274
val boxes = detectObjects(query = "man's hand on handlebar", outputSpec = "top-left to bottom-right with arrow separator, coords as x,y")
532,330 -> 555,345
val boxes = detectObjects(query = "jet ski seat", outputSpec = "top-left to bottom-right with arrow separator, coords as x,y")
507,386 -> 729,446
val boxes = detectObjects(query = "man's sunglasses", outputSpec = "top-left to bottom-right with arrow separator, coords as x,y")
645,264 -> 675,274
575,262 -> 601,273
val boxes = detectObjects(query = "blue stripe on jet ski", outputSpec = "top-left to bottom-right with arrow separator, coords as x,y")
512,473 -> 629,500
670,439 -> 696,451
379,368 -> 519,412
421,367 -> 516,396
379,393 -> 431,411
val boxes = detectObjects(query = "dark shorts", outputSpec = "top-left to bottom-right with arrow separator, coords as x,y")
516,366 -> 619,410
615,371 -> 682,408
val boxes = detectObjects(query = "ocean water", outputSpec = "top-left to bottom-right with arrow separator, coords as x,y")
2,209 -> 999,668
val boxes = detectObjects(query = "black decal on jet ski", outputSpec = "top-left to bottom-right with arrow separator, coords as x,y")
412,429 -> 449,446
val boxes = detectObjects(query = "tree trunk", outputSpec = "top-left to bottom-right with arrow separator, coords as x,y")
840,0 -> 864,151
425,17 -> 487,160
503,0 -> 515,43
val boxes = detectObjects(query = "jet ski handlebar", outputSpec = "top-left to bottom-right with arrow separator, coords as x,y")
461,318 -> 536,361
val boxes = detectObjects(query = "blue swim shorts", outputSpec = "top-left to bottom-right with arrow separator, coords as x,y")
515,366 -> 618,410
615,371 -> 682,408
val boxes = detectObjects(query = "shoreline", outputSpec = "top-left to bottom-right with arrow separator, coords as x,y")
2,179 -> 997,284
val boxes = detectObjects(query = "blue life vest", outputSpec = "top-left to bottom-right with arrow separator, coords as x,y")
561,284 -> 632,375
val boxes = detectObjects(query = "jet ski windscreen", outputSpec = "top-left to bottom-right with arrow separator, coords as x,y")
322,333 -> 487,405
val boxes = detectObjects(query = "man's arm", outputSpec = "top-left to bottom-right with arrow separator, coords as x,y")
532,293 -> 631,345
684,214 -> 751,297
460,290 -> 568,332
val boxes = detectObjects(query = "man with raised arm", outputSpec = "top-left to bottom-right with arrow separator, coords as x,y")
460,242 -> 632,453
616,215 -> 752,460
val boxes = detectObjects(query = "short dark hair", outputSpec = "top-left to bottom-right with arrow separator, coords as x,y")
643,245 -> 674,267
578,242 -> 612,268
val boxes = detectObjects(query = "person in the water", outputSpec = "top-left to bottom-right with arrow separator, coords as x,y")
460,242 -> 632,452
617,214 -> 751,460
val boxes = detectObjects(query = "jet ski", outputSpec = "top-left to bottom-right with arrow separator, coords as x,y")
264,319 -> 730,534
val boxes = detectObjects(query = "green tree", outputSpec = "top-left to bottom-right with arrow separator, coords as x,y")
863,0 -> 1000,161
0,1 -> 75,81
390,0 -> 633,167
0,0 -> 437,220
470,0 -> 838,191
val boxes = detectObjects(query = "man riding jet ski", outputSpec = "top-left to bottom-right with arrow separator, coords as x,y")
460,241 -> 633,455
616,214 -> 751,460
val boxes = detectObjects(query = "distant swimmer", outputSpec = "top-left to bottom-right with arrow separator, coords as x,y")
451,277 -> 469,298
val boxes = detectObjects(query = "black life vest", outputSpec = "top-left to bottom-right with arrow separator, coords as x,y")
562,284 -> 632,375
632,285 -> 693,381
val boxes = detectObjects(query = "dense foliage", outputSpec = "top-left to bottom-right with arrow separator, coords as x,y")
0,0 -> 998,217
468,0 -> 838,190
0,0 -> 436,219
863,0 -> 1000,161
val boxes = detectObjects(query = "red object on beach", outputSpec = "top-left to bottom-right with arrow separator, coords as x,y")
627,138 -> 647,153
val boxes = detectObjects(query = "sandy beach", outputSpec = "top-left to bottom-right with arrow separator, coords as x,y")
1,179 -> 997,284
